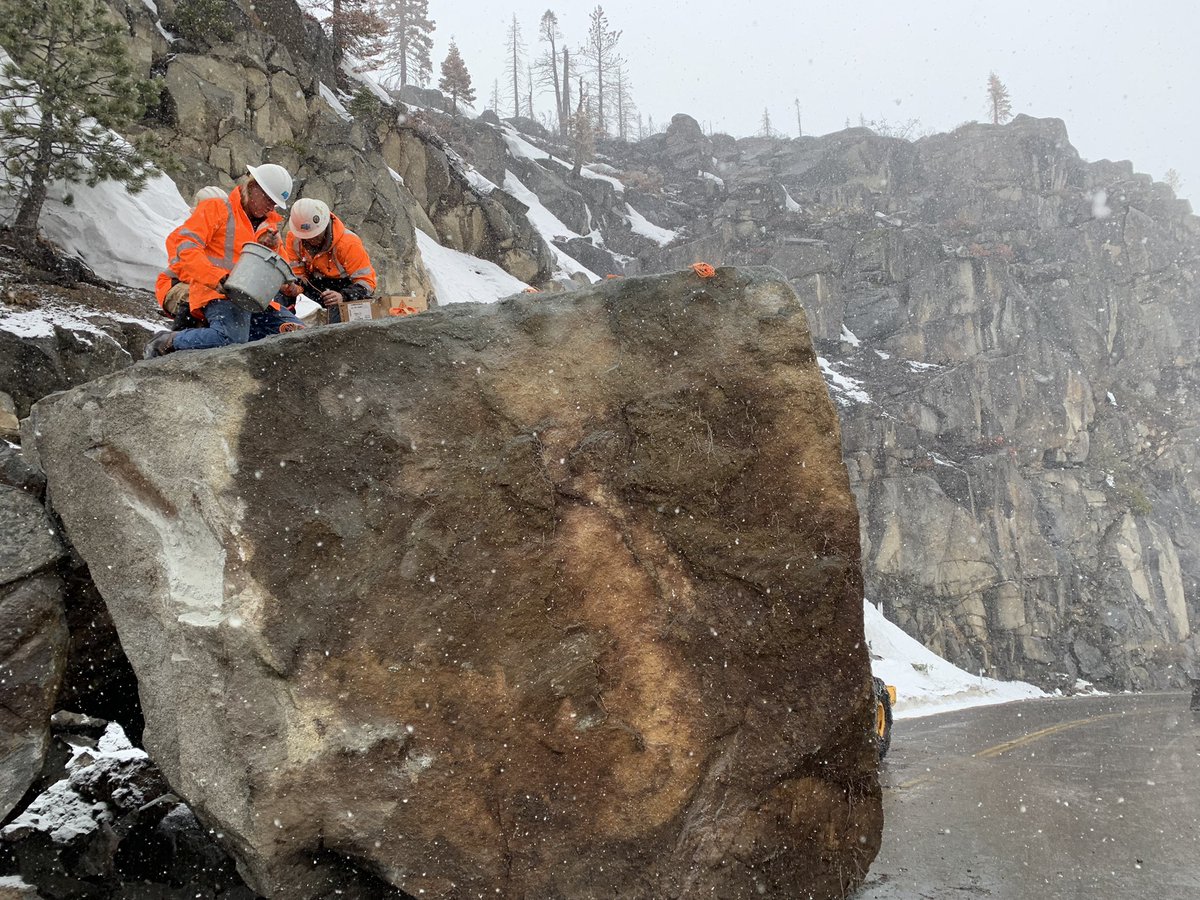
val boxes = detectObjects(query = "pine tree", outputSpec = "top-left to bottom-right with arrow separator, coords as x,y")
0,0 -> 163,242
794,98 -> 803,137
580,5 -> 621,136
506,14 -> 525,120
760,108 -> 774,138
1165,168 -> 1183,193
376,0 -> 435,88
536,10 -> 565,135
438,40 -> 475,115
525,66 -> 535,120
490,79 -> 502,113
987,72 -> 1012,125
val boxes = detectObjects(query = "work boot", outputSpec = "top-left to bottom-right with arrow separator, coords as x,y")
143,331 -> 176,359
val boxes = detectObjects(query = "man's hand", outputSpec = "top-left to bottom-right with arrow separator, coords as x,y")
280,282 -> 302,299
320,289 -> 344,308
256,226 -> 280,249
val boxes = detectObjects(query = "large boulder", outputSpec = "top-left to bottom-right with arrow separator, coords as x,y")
29,268 -> 880,899
664,113 -> 714,176
0,484 -> 68,822
0,324 -> 134,421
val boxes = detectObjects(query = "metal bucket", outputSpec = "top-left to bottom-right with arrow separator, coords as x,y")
223,243 -> 293,312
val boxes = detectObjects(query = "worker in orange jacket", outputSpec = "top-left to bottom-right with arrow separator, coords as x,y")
154,186 -> 227,327
278,198 -> 376,323
144,164 -> 303,358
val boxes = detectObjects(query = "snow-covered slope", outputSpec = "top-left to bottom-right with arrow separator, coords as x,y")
415,230 -> 529,305
35,174 -> 189,290
865,600 -> 1047,718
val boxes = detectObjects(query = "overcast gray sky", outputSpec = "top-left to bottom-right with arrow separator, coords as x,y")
423,0 -> 1199,199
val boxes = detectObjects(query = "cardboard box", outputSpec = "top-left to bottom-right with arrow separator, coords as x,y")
335,298 -> 392,322
331,295 -> 428,324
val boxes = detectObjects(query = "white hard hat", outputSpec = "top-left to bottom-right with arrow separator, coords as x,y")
191,185 -> 226,208
246,163 -> 293,208
290,197 -> 331,238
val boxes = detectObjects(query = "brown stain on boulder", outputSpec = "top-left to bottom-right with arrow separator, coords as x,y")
220,272 -> 877,896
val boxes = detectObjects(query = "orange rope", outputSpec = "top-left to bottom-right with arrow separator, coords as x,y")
692,262 -> 716,279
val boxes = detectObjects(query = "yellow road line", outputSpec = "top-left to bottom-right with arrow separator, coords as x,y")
974,712 -> 1124,759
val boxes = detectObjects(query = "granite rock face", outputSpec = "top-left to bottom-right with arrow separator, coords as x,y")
30,268 -> 880,899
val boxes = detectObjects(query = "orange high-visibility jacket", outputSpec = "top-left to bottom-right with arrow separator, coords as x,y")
154,269 -> 173,307
282,215 -> 376,295
165,186 -> 283,314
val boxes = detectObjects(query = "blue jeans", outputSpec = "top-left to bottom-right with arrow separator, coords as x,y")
172,300 -> 302,352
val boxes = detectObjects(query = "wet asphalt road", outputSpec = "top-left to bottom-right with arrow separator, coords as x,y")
854,692 -> 1200,899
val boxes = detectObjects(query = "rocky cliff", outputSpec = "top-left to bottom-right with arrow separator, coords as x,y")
432,112 -> 1200,691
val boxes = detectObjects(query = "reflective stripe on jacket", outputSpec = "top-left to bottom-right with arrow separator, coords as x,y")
164,186 -> 282,314
282,215 -> 376,294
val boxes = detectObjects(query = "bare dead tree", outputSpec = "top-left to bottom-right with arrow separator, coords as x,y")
579,5 -> 621,135
506,14 -> 525,119
536,10 -> 565,134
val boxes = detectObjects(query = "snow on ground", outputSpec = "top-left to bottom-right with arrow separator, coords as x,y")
137,0 -> 176,42
839,325 -> 861,346
624,204 -> 676,246
317,82 -> 352,122
700,170 -> 725,187
782,185 -> 802,212
905,359 -> 943,372
0,304 -> 160,341
415,230 -> 529,305
501,126 -> 554,164
462,167 -> 499,196
579,165 -> 624,193
498,125 -> 622,194
503,171 -> 599,283
865,600 -> 1047,719
503,171 -> 578,241
817,357 -> 871,405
